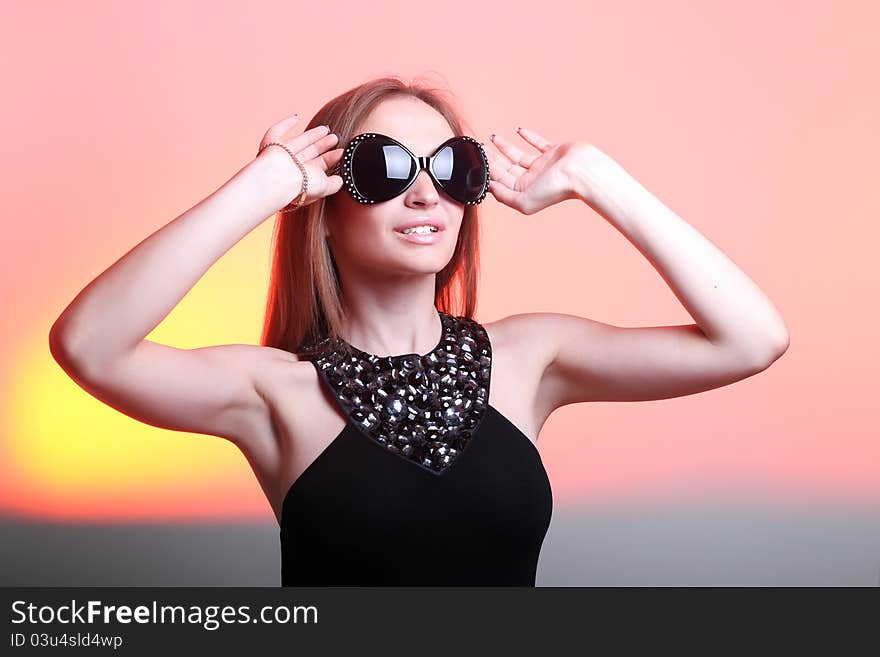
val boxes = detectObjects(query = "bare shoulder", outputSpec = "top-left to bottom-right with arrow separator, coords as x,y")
481,312 -> 561,390
482,312 -> 560,370
205,343 -> 315,449
223,343 -> 315,449
244,344 -> 314,404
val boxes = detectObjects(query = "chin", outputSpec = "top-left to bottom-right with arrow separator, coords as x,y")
383,253 -> 450,276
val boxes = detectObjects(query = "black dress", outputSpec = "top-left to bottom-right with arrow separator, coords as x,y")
280,310 -> 553,586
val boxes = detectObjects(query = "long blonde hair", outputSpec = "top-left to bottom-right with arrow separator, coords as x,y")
260,75 -> 484,357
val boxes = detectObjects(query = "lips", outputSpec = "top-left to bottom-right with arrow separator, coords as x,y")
393,218 -> 444,233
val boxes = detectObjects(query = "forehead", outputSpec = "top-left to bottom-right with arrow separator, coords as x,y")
354,96 -> 456,157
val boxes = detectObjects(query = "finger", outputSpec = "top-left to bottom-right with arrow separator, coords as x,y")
314,131 -> 339,154
289,125 -> 333,157
318,147 -> 344,172
274,112 -> 299,127
291,131 -> 338,163
483,139 -> 524,183
267,113 -> 300,140
490,133 -> 540,168
303,124 -> 332,141
516,126 -> 553,153
482,142 -> 505,180
328,174 -> 345,196
493,161 -> 526,192
488,179 -> 519,207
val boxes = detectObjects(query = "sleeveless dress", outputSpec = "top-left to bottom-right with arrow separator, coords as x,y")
280,309 -> 553,586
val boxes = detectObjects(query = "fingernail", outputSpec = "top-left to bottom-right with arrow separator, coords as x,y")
490,133 -> 496,140
515,126 -> 521,132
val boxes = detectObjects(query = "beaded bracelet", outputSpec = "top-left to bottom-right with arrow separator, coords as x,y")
257,142 -> 309,213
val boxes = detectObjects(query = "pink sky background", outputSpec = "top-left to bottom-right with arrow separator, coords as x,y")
1,1 -> 877,520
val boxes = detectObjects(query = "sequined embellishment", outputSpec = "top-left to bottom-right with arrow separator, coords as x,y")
307,310 -> 492,474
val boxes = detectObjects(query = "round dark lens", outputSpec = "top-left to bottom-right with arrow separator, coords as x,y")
433,139 -> 487,203
350,136 -> 416,202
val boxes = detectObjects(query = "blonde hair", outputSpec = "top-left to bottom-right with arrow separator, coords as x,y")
260,74 -> 484,357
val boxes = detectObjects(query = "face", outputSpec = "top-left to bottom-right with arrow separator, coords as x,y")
323,96 -> 465,279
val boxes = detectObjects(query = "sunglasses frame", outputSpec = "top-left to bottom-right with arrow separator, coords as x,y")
330,132 -> 491,206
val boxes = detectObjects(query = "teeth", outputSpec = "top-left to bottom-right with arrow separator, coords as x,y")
401,225 -> 438,234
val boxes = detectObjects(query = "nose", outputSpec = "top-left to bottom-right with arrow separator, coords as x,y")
404,168 -> 441,206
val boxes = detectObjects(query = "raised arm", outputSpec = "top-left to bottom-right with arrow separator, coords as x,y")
49,116 -> 342,443
485,128 -> 789,412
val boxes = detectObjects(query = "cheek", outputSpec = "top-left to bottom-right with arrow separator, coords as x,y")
330,212 -> 392,252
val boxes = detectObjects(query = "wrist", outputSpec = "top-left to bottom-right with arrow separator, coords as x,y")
252,146 -> 304,209
566,144 -> 619,205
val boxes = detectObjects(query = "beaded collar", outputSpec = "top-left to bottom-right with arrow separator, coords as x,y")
306,310 -> 492,474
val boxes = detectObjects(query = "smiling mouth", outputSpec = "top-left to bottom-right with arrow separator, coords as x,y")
396,226 -> 440,235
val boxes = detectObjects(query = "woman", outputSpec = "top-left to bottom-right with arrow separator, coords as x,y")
49,76 -> 789,587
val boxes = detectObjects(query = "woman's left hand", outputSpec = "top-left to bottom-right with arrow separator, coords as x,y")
484,127 -> 590,215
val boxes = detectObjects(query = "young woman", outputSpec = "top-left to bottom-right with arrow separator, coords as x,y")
49,76 -> 789,587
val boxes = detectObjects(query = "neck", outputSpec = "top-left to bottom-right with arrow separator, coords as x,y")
339,277 -> 441,358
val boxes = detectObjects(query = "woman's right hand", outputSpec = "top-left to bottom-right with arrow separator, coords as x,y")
256,114 -> 345,210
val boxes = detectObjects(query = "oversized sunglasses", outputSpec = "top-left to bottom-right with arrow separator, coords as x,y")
328,132 -> 490,205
